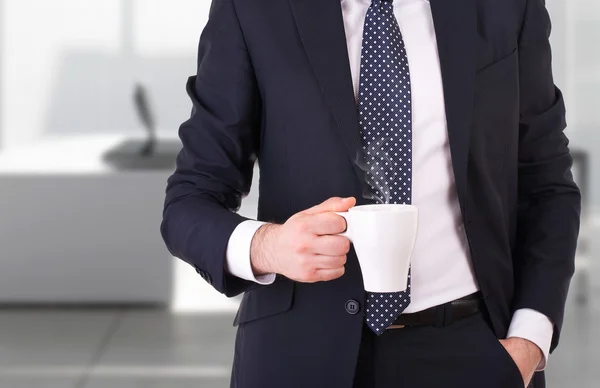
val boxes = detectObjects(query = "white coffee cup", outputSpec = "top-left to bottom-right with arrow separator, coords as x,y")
335,204 -> 418,293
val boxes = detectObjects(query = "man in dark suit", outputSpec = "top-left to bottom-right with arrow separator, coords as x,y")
161,0 -> 581,387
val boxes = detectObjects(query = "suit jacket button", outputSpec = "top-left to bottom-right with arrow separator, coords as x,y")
345,300 -> 360,315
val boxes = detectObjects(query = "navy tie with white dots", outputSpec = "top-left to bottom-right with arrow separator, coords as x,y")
358,0 -> 412,335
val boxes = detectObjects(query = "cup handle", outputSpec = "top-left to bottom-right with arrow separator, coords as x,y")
334,212 -> 352,242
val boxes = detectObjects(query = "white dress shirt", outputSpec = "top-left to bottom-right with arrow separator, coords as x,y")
224,0 -> 553,370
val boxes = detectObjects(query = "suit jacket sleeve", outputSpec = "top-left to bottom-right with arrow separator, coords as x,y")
513,0 -> 581,352
161,0 -> 260,297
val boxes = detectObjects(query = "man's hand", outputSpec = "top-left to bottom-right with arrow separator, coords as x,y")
250,197 -> 356,283
499,337 -> 543,386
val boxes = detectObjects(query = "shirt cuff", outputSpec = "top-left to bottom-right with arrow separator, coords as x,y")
507,308 -> 554,371
225,220 -> 276,285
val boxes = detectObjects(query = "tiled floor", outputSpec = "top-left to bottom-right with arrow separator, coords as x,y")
0,290 -> 599,388
0,311 -> 234,388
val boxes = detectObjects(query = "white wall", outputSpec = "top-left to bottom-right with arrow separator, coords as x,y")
1,0 -> 211,148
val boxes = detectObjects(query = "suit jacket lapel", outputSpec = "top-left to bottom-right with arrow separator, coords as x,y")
288,0 -> 367,185
430,0 -> 476,215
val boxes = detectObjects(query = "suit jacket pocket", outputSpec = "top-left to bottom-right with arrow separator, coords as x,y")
233,278 -> 294,326
475,48 -> 518,93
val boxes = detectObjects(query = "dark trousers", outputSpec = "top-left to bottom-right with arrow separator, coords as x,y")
352,313 -> 540,388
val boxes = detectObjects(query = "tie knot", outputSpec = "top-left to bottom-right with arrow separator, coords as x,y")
372,0 -> 394,11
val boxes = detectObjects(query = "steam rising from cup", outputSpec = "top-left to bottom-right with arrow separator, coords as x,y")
355,135 -> 403,205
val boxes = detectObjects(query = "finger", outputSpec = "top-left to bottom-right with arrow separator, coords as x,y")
302,197 -> 356,216
315,267 -> 346,282
311,235 -> 351,256
304,213 -> 348,236
313,254 -> 347,269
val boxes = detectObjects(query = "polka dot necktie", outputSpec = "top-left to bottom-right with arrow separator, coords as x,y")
358,0 -> 412,335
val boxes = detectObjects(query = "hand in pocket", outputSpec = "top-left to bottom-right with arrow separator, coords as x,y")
498,338 -> 543,387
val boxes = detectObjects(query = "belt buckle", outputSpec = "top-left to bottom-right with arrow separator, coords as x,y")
387,324 -> 406,330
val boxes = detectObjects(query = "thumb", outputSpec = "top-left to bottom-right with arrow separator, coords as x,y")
302,197 -> 356,215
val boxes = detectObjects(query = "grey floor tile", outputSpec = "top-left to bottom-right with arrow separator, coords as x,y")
83,377 -> 228,388
0,310 -> 120,367
0,377 -> 77,388
96,312 -> 236,367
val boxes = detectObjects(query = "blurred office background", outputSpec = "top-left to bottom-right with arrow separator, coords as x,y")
0,0 -> 597,387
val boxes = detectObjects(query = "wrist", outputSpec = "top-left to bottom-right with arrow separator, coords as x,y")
250,223 -> 279,276
519,338 -> 543,361
507,337 -> 543,364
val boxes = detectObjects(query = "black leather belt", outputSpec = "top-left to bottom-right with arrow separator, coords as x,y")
387,292 -> 482,329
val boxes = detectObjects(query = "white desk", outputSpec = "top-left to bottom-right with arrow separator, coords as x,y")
0,135 -> 175,304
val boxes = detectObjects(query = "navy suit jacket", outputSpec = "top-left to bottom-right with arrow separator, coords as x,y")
161,0 -> 581,386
